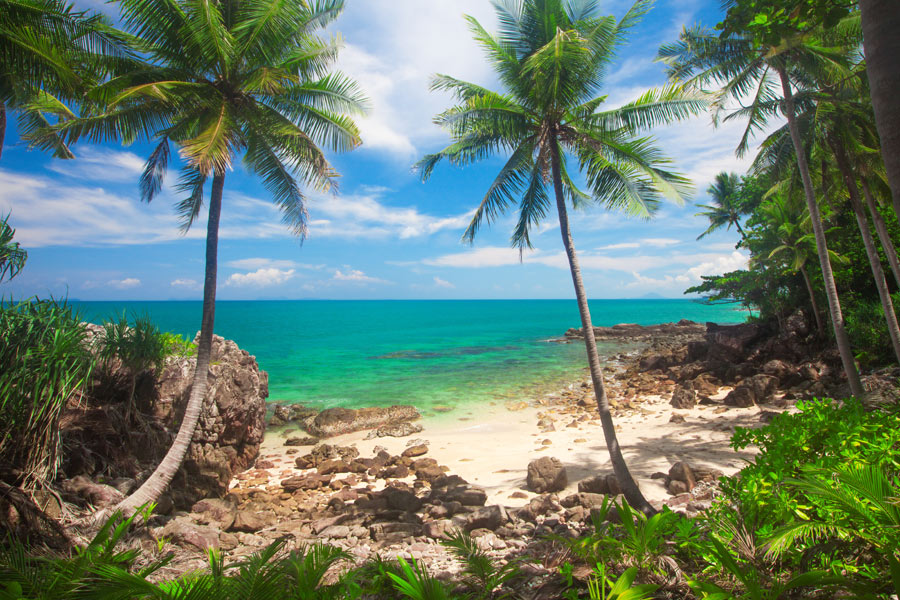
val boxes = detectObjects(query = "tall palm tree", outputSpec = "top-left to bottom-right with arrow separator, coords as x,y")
696,171 -> 747,240
859,0 -> 900,222
659,24 -> 866,398
62,0 -> 365,514
761,192 -> 826,336
418,0 -> 706,514
0,0 -> 131,159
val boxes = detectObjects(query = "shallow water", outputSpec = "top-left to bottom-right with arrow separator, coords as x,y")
72,299 -> 745,411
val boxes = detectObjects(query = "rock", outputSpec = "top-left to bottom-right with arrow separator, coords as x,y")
526,457 -> 568,494
669,413 -> 686,424
670,383 -> 696,409
231,510 -> 270,533
285,436 -> 319,447
281,474 -> 330,492
59,476 -> 124,509
402,444 -> 429,458
666,480 -> 690,495
319,525 -> 351,539
560,493 -> 607,509
705,322 -> 764,362
306,405 -> 420,438
317,459 -> 352,475
365,422 -> 424,439
424,520 -> 453,539
154,335 -> 268,508
383,488 -> 423,512
577,475 -> 608,495
191,498 -> 237,531
295,444 -> 359,469
668,462 -> 696,486
725,374 -> 778,406
369,522 -> 422,543
163,517 -> 220,550
464,505 -> 505,532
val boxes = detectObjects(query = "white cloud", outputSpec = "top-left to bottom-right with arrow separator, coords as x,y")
109,278 -> 141,289
307,192 -> 473,240
226,268 -> 296,287
597,242 -> 640,250
332,268 -> 389,284
47,147 -> 146,183
433,276 -> 454,289
170,278 -> 199,288
685,251 -> 749,280
225,257 -> 323,271
640,238 -> 681,247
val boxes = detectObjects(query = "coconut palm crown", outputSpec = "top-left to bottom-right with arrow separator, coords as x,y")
417,0 -> 707,513
59,0 -> 366,514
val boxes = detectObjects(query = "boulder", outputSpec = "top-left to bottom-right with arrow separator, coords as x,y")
162,517 -> 220,551
402,444 -> 429,458
383,488 -> 423,512
365,422 -> 424,439
705,322 -> 764,362
724,374 -> 778,406
59,476 -> 124,509
464,505 -> 505,532
154,335 -> 268,508
526,457 -> 568,493
191,498 -> 237,531
230,510 -> 271,533
577,474 -> 608,495
306,405 -> 420,438
670,383 -> 696,409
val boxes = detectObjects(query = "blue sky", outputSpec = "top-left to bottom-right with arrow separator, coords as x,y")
0,0 -> 760,300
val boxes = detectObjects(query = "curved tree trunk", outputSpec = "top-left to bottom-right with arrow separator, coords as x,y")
832,142 -> 900,365
778,68 -> 864,397
117,170 -> 224,516
0,103 -> 6,161
860,0 -> 900,222
798,264 -> 825,337
862,179 -> 900,291
549,137 -> 654,515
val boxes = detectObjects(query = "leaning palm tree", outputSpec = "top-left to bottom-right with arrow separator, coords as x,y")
61,0 -> 365,514
417,0 -> 706,514
696,172 -> 747,241
658,22 -> 866,397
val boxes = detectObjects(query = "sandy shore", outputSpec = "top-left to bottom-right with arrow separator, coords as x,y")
253,381 -> 765,508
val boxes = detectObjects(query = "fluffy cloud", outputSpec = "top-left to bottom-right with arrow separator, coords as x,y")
640,238 -> 681,247
225,258 -> 322,271
332,268 -> 389,284
226,268 -> 296,287
433,276 -> 454,289
170,278 -> 199,288
109,278 -> 141,289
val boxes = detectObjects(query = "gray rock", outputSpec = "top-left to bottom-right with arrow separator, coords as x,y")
307,405 -> 421,438
526,457 -> 568,493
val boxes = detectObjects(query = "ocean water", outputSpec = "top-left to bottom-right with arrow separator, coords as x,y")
72,299 -> 745,413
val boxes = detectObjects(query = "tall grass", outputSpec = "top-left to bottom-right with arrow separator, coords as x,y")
0,299 -> 95,489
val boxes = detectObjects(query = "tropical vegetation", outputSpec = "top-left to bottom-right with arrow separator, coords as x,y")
417,0 -> 706,515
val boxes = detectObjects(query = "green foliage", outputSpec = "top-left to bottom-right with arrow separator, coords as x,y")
441,530 -> 520,598
160,332 -> 196,359
718,0 -> 854,47
560,563 -> 658,600
99,313 -> 169,376
717,398 -> 900,528
0,215 -> 27,283
845,293 -> 900,368
0,298 -> 95,488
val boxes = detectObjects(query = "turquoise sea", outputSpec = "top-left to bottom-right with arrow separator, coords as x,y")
72,300 -> 745,413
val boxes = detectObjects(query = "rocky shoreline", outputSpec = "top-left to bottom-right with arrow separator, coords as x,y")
51,314 -> 898,581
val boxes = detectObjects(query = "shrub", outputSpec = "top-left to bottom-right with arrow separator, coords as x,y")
0,298 -> 95,489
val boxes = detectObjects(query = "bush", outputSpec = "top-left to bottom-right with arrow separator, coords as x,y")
0,299 -> 95,489
846,292 -> 900,368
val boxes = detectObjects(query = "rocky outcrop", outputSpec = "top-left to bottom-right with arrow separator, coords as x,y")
60,333 -> 268,510
304,405 -> 421,438
154,335 -> 268,507
564,320 -> 706,342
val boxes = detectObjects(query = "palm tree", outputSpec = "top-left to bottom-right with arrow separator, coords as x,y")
0,213 -> 27,282
418,0 -> 706,514
696,172 -> 748,241
860,0 -> 900,223
659,23 -> 866,397
61,0 -> 365,514
761,192 -> 826,336
0,0 -> 131,159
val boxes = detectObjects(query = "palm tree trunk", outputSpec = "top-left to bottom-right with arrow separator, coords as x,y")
0,103 -> 6,161
733,219 -> 747,241
860,0 -> 900,222
832,141 -> 900,365
117,169 -> 224,515
548,137 -> 654,515
862,179 -> 900,291
798,264 -> 825,337
777,68 -> 864,397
